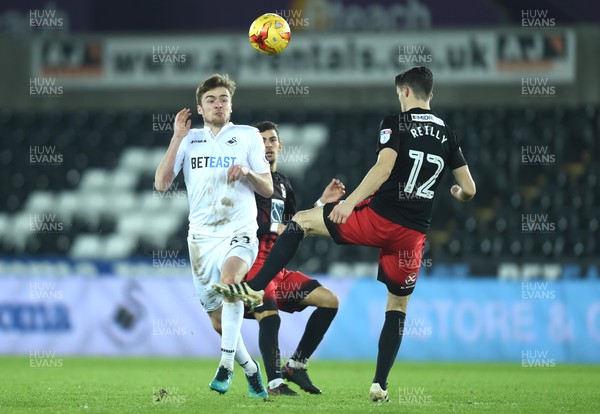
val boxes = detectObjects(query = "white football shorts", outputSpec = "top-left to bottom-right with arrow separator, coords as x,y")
187,231 -> 258,312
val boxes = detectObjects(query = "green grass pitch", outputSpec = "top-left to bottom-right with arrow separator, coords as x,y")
1,357 -> 598,413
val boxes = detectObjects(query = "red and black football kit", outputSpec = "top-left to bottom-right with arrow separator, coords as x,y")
324,108 -> 467,296
246,171 -> 321,314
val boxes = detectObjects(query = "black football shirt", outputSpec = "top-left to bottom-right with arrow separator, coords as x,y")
256,171 -> 296,241
370,108 -> 467,233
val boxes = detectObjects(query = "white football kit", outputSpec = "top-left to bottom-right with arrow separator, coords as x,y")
173,122 -> 270,311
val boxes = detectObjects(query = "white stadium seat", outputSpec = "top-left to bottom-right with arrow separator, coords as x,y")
117,211 -> 147,237
75,192 -> 108,226
104,234 -> 137,258
24,191 -> 55,214
57,191 -> 80,219
0,214 -> 9,236
70,234 -> 102,258
110,168 -> 139,190
106,191 -> 137,215
79,169 -> 110,191
119,147 -> 151,172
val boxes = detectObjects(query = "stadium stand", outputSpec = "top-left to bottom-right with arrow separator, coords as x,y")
0,106 -> 598,273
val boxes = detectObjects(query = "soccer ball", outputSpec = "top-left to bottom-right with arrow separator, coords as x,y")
248,13 -> 291,55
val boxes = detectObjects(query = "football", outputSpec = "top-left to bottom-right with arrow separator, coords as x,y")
248,13 -> 291,55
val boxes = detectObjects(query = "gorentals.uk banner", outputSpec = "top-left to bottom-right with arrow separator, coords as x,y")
0,276 -> 598,363
30,29 -> 576,88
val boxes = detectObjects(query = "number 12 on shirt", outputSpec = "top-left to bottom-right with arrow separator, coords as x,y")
404,150 -> 445,199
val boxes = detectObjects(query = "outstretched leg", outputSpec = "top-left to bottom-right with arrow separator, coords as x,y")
213,207 -> 330,304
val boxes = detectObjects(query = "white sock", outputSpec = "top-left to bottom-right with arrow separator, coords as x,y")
235,336 -> 257,375
220,300 -> 243,370
268,378 -> 284,389
287,359 -> 307,369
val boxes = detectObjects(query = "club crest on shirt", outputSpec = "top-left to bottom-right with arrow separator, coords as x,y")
226,137 -> 237,146
380,128 -> 392,144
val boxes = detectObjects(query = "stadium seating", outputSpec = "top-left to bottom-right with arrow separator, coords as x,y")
0,106 -> 598,274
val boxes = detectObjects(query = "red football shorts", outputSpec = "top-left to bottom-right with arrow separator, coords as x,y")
323,198 -> 426,296
244,238 -> 321,315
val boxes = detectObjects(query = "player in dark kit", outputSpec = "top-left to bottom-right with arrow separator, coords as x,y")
249,121 -> 343,396
215,66 -> 476,402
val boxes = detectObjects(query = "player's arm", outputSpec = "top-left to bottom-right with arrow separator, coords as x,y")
314,178 -> 346,206
450,165 -> 476,202
227,130 -> 274,198
227,167 -> 274,198
328,148 -> 396,224
154,108 -> 191,192
246,170 -> 274,198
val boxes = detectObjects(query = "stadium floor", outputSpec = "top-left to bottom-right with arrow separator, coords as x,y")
1,357 -> 598,413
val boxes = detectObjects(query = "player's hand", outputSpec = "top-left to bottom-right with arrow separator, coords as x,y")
328,201 -> 353,224
173,108 -> 191,139
321,178 -> 346,203
450,184 -> 464,201
276,223 -> 286,235
227,164 -> 249,184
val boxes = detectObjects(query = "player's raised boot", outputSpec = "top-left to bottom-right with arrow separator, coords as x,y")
282,362 -> 321,394
268,383 -> 299,396
245,360 -> 268,398
369,383 -> 389,403
212,282 -> 264,308
209,366 -> 233,394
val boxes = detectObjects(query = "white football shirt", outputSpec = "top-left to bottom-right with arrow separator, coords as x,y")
173,122 -> 270,236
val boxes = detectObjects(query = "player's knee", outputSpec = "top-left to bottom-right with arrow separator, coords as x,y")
254,309 -> 278,322
321,290 -> 339,309
386,292 -> 409,313
291,211 -> 309,232
220,273 -> 236,284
